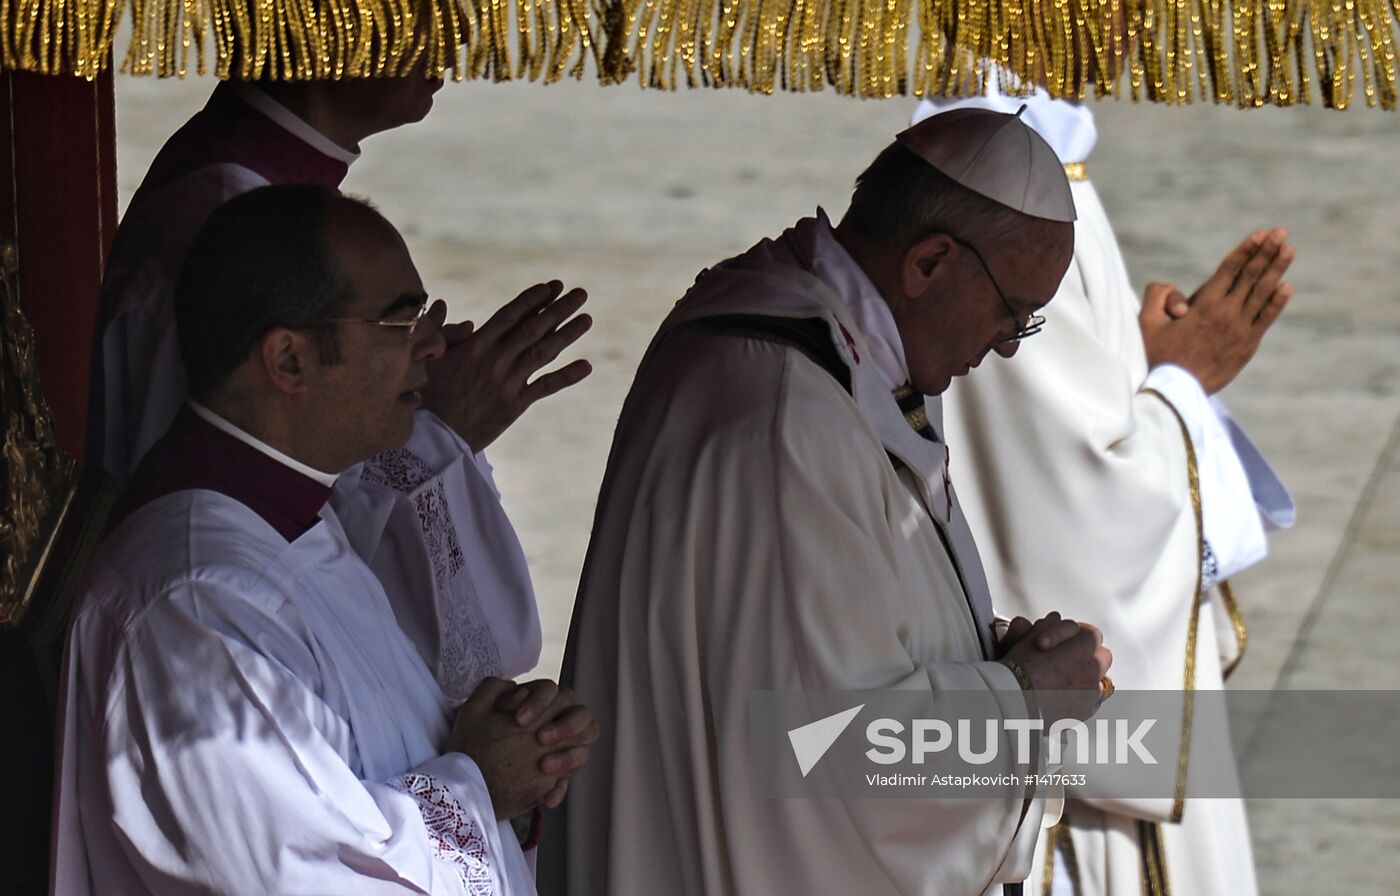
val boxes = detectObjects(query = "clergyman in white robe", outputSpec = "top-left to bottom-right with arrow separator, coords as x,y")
538,212 -> 1049,896
914,87 -> 1294,896
92,80 -> 538,701
52,403 -> 535,895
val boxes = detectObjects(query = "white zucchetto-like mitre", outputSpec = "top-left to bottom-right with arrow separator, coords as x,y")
895,106 -> 1077,223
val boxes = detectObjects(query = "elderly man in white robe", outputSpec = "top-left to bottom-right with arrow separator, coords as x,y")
54,186 -> 599,895
538,109 -> 1116,896
913,87 -> 1295,896
91,75 -> 592,703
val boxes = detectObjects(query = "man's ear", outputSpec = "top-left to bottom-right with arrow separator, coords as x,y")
258,328 -> 312,395
901,233 -> 955,301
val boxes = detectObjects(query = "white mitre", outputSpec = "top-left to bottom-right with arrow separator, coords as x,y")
895,106 -> 1077,223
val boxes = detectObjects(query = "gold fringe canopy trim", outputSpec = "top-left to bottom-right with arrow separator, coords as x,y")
598,0 -> 1400,107
1137,819 -> 1173,896
0,0 -> 600,82
1041,820 -> 1084,896
3,0 -> 1399,104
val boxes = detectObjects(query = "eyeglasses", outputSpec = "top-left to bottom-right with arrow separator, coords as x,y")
949,237 -> 1046,341
316,299 -> 430,337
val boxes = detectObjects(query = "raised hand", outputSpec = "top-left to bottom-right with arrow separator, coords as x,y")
423,281 -> 593,452
1139,228 -> 1294,394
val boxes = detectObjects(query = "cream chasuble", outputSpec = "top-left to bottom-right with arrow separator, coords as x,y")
538,215 -> 1046,896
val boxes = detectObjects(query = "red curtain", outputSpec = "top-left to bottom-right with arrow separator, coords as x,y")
1,69 -> 117,458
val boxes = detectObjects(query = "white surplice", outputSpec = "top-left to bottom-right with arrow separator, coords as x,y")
538,214 -> 1046,896
52,473 -> 533,893
913,88 -> 1293,895
92,82 -> 539,701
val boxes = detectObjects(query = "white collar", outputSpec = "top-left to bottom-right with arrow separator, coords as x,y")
189,401 -> 341,487
229,82 -> 361,166
912,74 -> 1098,165
806,210 -> 912,391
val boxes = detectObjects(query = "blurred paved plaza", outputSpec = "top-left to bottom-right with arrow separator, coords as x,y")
115,74 -> 1400,893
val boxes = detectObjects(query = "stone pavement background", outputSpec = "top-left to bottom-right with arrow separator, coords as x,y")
114,75 -> 1400,893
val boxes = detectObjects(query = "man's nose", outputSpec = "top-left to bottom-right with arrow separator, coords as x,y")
413,301 -> 449,362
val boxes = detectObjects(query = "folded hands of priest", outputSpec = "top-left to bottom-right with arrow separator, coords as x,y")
449,676 -> 601,820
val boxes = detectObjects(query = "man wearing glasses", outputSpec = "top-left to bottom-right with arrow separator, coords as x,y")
55,186 -> 598,895
91,75 -> 592,713
541,109 -> 1112,895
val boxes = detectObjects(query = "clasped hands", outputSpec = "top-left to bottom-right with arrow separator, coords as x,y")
997,612 -> 1113,723
449,677 -> 601,821
422,281 -> 593,452
1139,227 -> 1295,394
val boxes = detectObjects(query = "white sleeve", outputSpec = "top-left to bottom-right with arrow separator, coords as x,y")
385,755 -> 525,895
71,586 -> 517,895
1142,364 -> 1293,581
471,449 -> 501,496
1210,394 -> 1296,530
333,410 -> 541,701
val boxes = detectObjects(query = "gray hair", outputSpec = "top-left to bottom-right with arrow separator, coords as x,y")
839,142 -> 1036,250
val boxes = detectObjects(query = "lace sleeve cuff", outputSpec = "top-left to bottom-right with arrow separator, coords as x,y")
387,772 -> 497,894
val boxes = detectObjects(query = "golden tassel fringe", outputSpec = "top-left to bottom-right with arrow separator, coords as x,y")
603,0 -> 1400,105
1,0 -> 599,82
2,0 -> 1398,107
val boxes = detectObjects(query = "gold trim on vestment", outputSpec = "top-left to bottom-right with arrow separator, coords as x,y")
1218,580 -> 1248,680
1041,823 -> 1057,896
1138,820 -> 1173,896
1141,388 -> 1202,824
1042,820 -> 1084,896
1062,162 -> 1088,182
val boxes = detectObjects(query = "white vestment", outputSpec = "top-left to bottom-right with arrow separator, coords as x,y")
92,82 -> 539,701
538,215 -> 1048,896
914,89 -> 1293,896
51,418 -> 534,894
